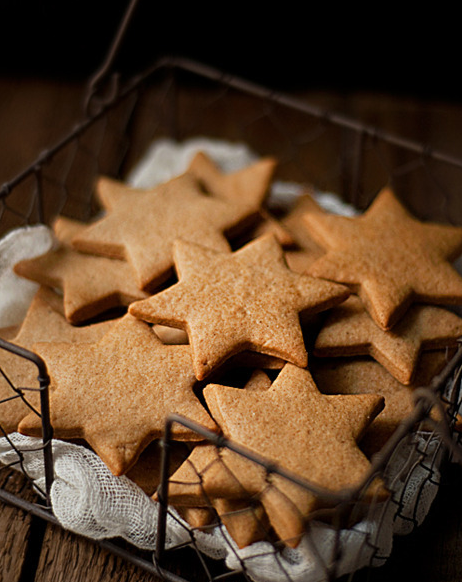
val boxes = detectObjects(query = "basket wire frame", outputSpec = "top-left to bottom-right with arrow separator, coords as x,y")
0,58 -> 462,581
0,339 -> 52,500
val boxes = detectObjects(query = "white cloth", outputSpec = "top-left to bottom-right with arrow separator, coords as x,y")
0,224 -> 54,327
0,431 -> 444,582
0,138 -> 455,581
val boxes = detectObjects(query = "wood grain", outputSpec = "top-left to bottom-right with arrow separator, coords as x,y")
0,468 -> 43,582
34,524 -> 158,582
0,78 -> 85,185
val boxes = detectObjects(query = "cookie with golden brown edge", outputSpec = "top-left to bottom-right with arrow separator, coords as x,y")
177,499 -> 270,549
129,234 -> 350,380
125,440 -> 190,497
161,371 -> 274,548
71,166 -> 269,292
13,216 -> 149,324
187,151 -> 293,248
313,295 -> 462,385
0,286 -> 117,434
213,498 -> 271,548
201,363 -> 387,547
187,150 -> 277,213
18,314 -> 218,476
310,352 -> 455,457
281,190 -> 327,256
161,370 -> 273,507
246,207 -> 296,248
153,324 -> 285,373
303,186 -> 462,330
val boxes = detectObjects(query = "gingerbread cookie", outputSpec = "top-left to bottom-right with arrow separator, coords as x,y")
314,295 -> 462,385
213,498 -> 270,548
177,499 -> 270,549
71,166 -> 269,291
162,370 -> 273,547
162,370 -> 273,507
14,216 -> 149,324
18,314 -> 218,475
0,286 -> 117,433
187,150 -> 277,213
311,352 -> 454,456
303,186 -> 462,330
201,363 -> 387,547
129,234 -> 350,380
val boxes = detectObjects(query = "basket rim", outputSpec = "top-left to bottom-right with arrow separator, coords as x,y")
3,55 -> 462,201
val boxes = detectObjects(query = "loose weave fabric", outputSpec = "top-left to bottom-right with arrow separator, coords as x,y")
0,431 -> 444,581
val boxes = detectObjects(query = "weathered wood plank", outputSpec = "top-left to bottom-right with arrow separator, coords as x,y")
34,524 -> 160,582
0,467 -> 41,582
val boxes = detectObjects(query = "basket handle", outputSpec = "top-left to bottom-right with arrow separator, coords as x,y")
84,0 -> 140,115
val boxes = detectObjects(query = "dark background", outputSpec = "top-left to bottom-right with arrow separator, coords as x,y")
0,0 -> 459,102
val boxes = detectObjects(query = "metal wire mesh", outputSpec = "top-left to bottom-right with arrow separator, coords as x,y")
1,58 -> 462,581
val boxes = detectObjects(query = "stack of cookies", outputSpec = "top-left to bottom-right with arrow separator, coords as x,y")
2,148 -> 462,550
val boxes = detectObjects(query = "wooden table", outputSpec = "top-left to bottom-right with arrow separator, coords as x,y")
2,75 -> 462,582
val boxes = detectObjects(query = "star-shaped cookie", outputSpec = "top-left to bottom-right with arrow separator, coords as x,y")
281,190 -> 328,254
0,286 -> 117,434
161,370 -> 273,548
311,353 -> 454,456
179,497 -> 270,549
164,370 -> 273,506
187,150 -> 277,212
201,363 -> 387,547
314,295 -> 462,385
71,171 -> 266,291
13,216 -> 149,324
303,186 -> 462,329
17,314 -> 218,475
129,234 -> 350,380
186,151 -> 292,247
175,495 -> 270,549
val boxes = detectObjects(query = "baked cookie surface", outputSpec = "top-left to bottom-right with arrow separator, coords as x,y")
201,363 -> 387,547
304,186 -> 462,329
71,159 -> 276,291
14,216 -> 148,324
18,314 -> 218,475
129,234 -> 350,379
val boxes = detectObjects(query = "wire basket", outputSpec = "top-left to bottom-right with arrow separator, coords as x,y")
1,51 -> 462,582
